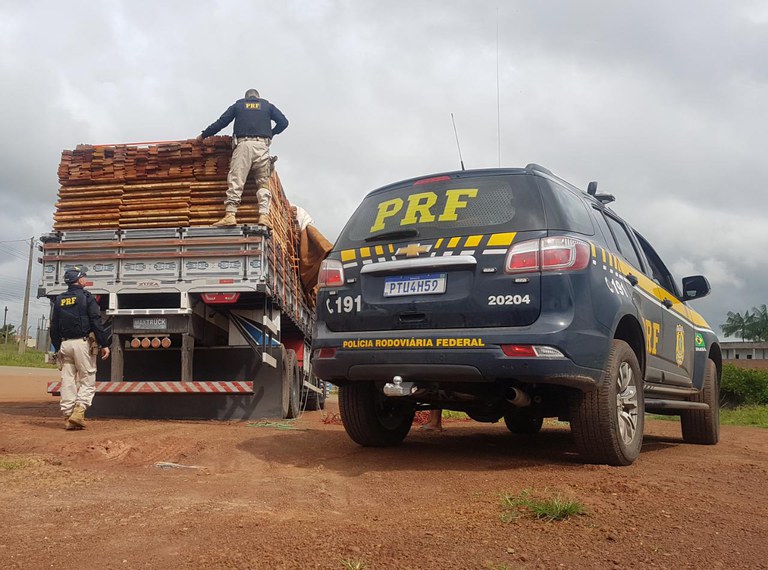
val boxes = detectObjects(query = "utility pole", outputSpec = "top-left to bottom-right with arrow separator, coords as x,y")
18,237 -> 34,355
2,306 -> 7,344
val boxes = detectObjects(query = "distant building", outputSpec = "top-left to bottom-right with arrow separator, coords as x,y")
721,341 -> 768,360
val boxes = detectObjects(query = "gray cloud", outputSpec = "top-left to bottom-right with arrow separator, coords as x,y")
1,0 -> 766,336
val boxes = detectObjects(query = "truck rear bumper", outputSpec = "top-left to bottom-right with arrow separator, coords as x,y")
48,380 -> 255,395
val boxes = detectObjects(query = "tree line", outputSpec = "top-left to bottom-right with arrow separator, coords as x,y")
721,305 -> 768,341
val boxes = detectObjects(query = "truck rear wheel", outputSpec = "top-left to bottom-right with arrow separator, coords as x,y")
339,382 -> 415,446
283,349 -> 301,419
304,374 -> 325,411
680,358 -> 720,444
569,339 -> 644,466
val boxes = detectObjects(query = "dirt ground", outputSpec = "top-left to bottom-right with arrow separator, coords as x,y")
1,366 -> 767,570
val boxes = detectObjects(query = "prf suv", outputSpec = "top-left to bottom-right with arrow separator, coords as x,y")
311,164 -> 720,466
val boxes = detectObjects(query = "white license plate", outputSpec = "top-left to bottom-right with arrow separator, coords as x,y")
383,273 -> 447,297
133,317 -> 168,330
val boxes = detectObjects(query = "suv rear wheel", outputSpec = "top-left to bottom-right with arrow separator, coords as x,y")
680,358 -> 720,444
569,339 -> 644,466
339,382 -> 415,446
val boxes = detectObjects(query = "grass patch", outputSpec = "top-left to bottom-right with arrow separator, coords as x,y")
0,457 -> 28,471
720,406 -> 768,428
340,559 -> 368,570
648,406 -> 768,428
0,343 -> 55,369
500,490 -> 586,522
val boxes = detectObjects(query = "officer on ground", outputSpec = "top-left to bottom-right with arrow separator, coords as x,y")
50,266 -> 111,430
197,89 -> 289,229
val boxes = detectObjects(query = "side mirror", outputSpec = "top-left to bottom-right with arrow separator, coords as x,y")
682,275 -> 710,301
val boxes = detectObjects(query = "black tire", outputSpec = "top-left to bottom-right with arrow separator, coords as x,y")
338,382 -> 415,447
681,358 -> 720,445
284,349 -> 301,419
467,411 -> 503,423
569,339 -> 645,466
504,410 -> 544,434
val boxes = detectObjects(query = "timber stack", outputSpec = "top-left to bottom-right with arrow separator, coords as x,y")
54,137 -> 295,240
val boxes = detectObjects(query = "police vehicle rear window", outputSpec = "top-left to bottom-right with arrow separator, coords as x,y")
338,174 -> 546,246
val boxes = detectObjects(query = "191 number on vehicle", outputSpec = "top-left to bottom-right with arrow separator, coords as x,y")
488,294 -> 531,306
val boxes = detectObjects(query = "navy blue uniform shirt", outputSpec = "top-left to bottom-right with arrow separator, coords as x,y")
50,285 -> 110,351
201,96 -> 288,139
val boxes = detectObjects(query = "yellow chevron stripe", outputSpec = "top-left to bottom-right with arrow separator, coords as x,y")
447,237 -> 460,248
360,247 -> 371,258
341,250 -> 356,262
487,232 -> 516,247
375,245 -> 383,256
465,235 -> 482,248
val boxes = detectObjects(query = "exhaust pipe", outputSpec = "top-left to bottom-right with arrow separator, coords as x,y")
383,375 -> 417,397
507,387 -> 531,407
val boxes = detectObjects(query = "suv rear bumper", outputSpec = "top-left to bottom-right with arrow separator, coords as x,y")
311,324 -> 610,392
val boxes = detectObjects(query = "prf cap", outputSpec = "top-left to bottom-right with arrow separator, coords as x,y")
63,265 -> 88,284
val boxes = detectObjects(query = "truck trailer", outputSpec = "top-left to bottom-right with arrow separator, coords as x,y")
39,138 -> 326,420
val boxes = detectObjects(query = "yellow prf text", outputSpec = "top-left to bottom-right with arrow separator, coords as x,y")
370,189 -> 479,232
644,319 -> 660,355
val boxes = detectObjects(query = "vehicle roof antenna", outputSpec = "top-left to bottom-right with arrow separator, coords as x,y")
451,112 -> 465,171
587,181 -> 598,195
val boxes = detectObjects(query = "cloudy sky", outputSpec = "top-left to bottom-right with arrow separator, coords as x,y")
1,0 -> 766,338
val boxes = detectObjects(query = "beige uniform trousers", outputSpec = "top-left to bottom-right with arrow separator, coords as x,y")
225,138 -> 273,215
59,338 -> 97,416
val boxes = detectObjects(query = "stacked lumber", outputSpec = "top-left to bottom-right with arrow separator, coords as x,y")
54,137 -> 287,230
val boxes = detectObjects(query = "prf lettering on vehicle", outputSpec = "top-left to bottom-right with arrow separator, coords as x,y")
370,189 -> 479,232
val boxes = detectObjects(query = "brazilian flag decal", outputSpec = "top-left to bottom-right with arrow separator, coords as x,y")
695,333 -> 705,348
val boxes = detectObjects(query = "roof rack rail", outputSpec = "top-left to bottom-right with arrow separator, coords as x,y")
594,193 -> 615,205
525,163 -> 554,176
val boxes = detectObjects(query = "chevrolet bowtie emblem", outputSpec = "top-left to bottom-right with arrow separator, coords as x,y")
395,243 -> 430,258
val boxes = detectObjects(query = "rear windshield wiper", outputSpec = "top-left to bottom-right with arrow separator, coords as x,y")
364,229 -> 420,242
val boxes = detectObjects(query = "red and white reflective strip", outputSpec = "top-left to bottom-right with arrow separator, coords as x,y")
47,381 -> 253,394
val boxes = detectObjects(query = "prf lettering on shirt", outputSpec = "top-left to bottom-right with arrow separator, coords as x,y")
60,297 -> 76,307
245,102 -> 261,109
370,189 -> 479,232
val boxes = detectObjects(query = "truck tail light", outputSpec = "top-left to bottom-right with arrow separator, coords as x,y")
201,293 -> 241,304
505,237 -> 590,273
318,259 -> 344,288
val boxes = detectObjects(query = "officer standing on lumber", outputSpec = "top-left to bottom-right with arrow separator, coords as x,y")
50,266 -> 111,430
197,89 -> 289,229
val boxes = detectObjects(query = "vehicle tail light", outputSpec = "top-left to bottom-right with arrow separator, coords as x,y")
201,293 -> 241,304
140,337 -> 151,349
414,175 -> 451,186
318,259 -> 344,288
160,337 -> 172,349
505,237 -> 590,273
313,347 -> 337,358
150,337 -> 161,349
130,338 -> 141,349
501,344 -> 565,358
